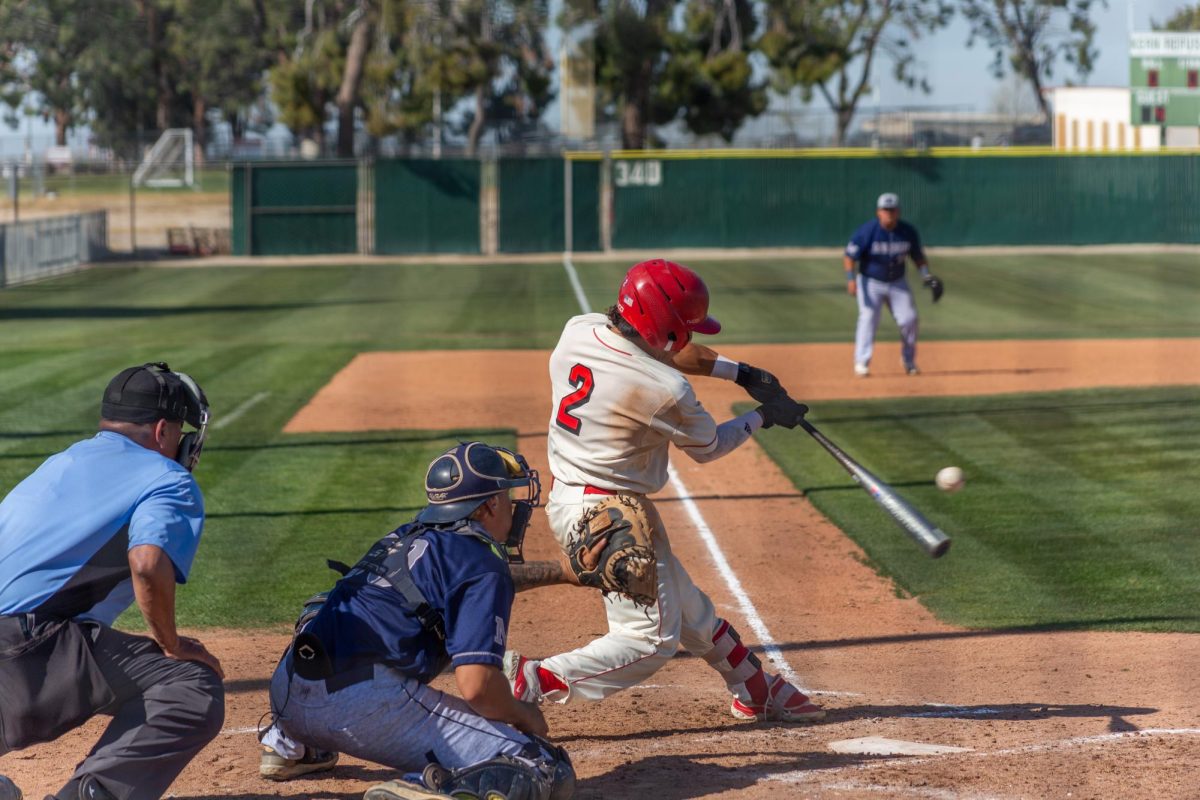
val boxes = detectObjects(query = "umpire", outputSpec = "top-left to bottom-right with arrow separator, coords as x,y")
0,363 -> 223,800
259,441 -> 574,800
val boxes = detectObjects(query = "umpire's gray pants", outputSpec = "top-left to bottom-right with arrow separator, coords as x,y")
67,624 -> 225,800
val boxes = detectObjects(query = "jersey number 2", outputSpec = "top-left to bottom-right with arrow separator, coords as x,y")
555,364 -> 594,435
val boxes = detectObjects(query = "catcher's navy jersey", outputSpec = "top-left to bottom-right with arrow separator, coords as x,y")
305,521 -> 513,684
845,219 -> 925,282
0,431 -> 205,622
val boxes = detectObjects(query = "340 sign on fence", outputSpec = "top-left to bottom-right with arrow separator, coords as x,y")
613,160 -> 662,187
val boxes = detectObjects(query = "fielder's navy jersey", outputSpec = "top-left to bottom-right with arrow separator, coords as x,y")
845,219 -> 926,282
306,521 -> 514,684
0,431 -> 205,623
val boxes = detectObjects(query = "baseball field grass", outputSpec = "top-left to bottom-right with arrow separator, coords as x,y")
0,255 -> 1197,629
750,386 -> 1200,632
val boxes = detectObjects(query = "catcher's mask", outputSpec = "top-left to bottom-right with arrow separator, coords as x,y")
615,259 -> 721,352
418,442 -> 541,562
101,362 -> 210,472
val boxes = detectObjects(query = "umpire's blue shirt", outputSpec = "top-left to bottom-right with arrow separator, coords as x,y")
0,431 -> 205,623
845,218 -> 926,282
307,522 -> 514,684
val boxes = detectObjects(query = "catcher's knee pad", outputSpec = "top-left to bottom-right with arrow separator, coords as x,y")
703,619 -> 769,704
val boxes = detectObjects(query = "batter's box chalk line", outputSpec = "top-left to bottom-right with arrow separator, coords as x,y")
762,728 -> 1200,785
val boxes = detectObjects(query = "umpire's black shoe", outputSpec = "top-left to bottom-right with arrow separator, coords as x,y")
0,774 -> 20,800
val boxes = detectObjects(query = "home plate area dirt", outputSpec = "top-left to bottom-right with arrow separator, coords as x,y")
4,339 -> 1200,799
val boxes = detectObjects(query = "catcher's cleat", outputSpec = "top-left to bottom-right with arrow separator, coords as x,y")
260,744 -> 339,781
730,674 -> 825,723
503,651 -> 568,703
0,776 -> 18,800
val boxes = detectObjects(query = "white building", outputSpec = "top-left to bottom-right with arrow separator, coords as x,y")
1045,86 -> 1163,151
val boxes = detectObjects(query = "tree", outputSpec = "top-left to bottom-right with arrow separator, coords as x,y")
1154,4 -> 1200,30
267,0 -> 364,154
960,0 -> 1104,121
0,0 -> 107,145
652,0 -> 769,142
561,0 -> 675,149
164,0 -> 274,161
761,0 -> 952,146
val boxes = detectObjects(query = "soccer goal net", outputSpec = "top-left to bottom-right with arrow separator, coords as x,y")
133,128 -> 195,188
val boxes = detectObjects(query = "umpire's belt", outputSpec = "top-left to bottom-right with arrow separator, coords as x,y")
0,613 -> 39,641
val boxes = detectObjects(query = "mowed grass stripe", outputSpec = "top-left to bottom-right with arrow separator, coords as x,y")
1,258 -> 1197,629
751,386 -> 1200,632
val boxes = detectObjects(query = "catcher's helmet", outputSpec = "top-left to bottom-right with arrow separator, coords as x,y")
417,442 -> 540,526
615,259 -> 720,351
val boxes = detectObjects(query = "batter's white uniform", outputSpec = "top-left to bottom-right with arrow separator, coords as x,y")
540,314 -> 729,702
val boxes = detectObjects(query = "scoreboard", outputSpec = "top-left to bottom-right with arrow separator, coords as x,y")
1130,32 -> 1200,126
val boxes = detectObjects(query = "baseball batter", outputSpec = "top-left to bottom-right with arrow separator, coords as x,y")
844,192 -> 943,377
506,259 -> 823,724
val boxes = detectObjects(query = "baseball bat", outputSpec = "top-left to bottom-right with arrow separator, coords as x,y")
797,418 -> 951,558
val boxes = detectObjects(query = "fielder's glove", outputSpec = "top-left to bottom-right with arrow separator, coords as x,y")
736,362 -> 787,404
567,495 -> 657,607
923,275 -> 944,303
757,395 -> 809,429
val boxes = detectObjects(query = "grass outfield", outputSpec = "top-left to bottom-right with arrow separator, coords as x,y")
749,386 -> 1200,632
0,256 -> 1196,628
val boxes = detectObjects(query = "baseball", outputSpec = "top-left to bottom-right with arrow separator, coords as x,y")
935,466 -> 965,493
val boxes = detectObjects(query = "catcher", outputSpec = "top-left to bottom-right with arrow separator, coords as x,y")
257,442 -> 575,800
506,259 -> 824,724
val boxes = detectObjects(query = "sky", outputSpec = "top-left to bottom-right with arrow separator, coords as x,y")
874,0 -> 1187,110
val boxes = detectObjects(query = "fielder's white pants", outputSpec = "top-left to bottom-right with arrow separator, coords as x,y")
540,481 -> 719,703
855,273 -> 919,368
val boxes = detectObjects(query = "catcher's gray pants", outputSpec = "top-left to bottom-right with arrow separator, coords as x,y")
55,623 -> 224,800
265,659 -> 552,774
855,273 -> 919,368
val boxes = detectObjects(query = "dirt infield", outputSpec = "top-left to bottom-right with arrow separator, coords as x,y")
4,339 -> 1199,799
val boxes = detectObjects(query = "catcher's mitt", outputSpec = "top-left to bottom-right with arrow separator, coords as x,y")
568,495 -> 657,607
923,275 -> 944,303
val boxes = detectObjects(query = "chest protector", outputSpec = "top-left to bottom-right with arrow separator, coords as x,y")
291,522 -> 498,682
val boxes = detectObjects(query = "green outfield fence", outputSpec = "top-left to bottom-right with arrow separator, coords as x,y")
232,161 -> 358,255
231,149 -> 1200,256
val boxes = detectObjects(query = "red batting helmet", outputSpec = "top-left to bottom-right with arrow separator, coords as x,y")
615,259 -> 721,351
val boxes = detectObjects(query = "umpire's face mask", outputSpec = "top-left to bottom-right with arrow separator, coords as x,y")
174,372 -> 210,472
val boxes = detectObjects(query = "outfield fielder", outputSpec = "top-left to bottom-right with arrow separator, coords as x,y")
843,192 -> 943,377
506,259 -> 823,724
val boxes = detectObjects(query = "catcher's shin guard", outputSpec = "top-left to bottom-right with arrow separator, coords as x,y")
703,619 -> 825,723
431,750 -> 573,800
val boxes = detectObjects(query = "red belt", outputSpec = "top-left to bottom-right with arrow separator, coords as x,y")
552,477 -> 617,496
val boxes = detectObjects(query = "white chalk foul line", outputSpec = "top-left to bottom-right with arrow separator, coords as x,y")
563,256 -> 844,698
765,728 -> 1200,785
221,725 -> 260,736
213,391 -> 270,430
561,256 -> 591,318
